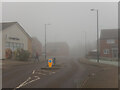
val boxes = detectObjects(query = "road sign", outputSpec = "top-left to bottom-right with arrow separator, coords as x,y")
53,57 -> 56,66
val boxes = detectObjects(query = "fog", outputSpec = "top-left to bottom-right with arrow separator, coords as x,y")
2,2 -> 118,58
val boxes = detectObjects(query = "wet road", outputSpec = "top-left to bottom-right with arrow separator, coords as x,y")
2,57 -> 101,88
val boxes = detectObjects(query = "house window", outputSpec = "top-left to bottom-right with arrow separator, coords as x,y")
104,49 -> 109,54
107,39 -> 115,44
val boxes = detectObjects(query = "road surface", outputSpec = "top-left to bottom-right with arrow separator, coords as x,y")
2,57 -> 102,88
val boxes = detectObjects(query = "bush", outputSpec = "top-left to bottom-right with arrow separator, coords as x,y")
5,48 -> 12,59
14,49 -> 30,61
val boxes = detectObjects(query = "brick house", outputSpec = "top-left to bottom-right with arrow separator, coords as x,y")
100,29 -> 118,59
32,37 -> 42,56
46,42 -> 69,56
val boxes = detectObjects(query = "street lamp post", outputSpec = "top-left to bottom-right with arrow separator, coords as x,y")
84,31 -> 87,56
91,9 -> 99,63
82,31 -> 87,57
45,24 -> 51,61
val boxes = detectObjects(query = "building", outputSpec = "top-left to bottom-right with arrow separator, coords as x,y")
45,42 -> 69,56
100,29 -> 118,59
1,22 -> 32,59
32,37 -> 42,56
118,29 -> 120,59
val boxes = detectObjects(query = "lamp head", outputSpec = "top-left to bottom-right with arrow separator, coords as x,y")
91,9 -> 98,11
91,9 -> 95,11
45,23 -> 51,25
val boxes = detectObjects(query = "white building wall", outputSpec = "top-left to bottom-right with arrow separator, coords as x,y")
2,23 -> 28,59
0,30 -> 2,60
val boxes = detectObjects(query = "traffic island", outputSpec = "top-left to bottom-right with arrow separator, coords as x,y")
41,67 -> 60,70
41,57 -> 63,70
41,65 -> 62,70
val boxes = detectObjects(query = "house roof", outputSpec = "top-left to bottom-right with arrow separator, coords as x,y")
2,22 -> 17,30
100,29 -> 118,40
46,42 -> 69,48
1,22 -> 32,39
44,42 -> 69,50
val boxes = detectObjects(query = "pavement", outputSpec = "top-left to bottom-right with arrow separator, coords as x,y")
2,57 -> 118,88
2,58 -> 45,69
89,59 -> 118,66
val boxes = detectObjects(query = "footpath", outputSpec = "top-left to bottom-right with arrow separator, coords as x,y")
2,58 -> 45,69
79,59 -> 118,88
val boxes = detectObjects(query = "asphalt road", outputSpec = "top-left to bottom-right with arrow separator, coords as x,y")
2,57 -> 102,88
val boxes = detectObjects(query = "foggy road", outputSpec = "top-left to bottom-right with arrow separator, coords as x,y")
2,57 -> 102,88
1,2 -> 118,89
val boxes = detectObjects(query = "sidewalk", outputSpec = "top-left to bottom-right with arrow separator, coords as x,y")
2,58 -> 45,69
89,59 -> 118,66
79,59 -> 118,88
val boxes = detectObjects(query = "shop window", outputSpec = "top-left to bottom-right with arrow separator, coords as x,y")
5,42 -> 24,51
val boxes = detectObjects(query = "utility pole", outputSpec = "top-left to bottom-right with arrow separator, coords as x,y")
84,31 -> 87,56
82,31 -> 87,57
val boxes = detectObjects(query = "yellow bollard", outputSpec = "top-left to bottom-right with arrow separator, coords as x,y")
48,58 -> 53,68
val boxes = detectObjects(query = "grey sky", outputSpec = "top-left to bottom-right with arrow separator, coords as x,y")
2,2 -> 118,48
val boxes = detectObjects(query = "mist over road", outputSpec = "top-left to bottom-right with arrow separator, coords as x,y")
2,57 -> 102,88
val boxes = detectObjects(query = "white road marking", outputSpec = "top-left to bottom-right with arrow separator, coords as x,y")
79,77 -> 89,88
91,73 -> 95,76
15,76 -> 40,89
41,70 -> 50,72
49,71 -> 56,75
38,72 -> 46,75
22,76 -> 40,86
16,77 -> 31,89
32,70 -> 35,74
33,70 -> 47,75
52,72 -> 56,74
15,69 -> 56,89
80,73 -> 96,88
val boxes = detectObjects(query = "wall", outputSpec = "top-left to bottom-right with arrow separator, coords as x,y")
28,38 -> 32,55
100,39 -> 118,58
0,30 -> 2,60
2,23 -> 28,59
